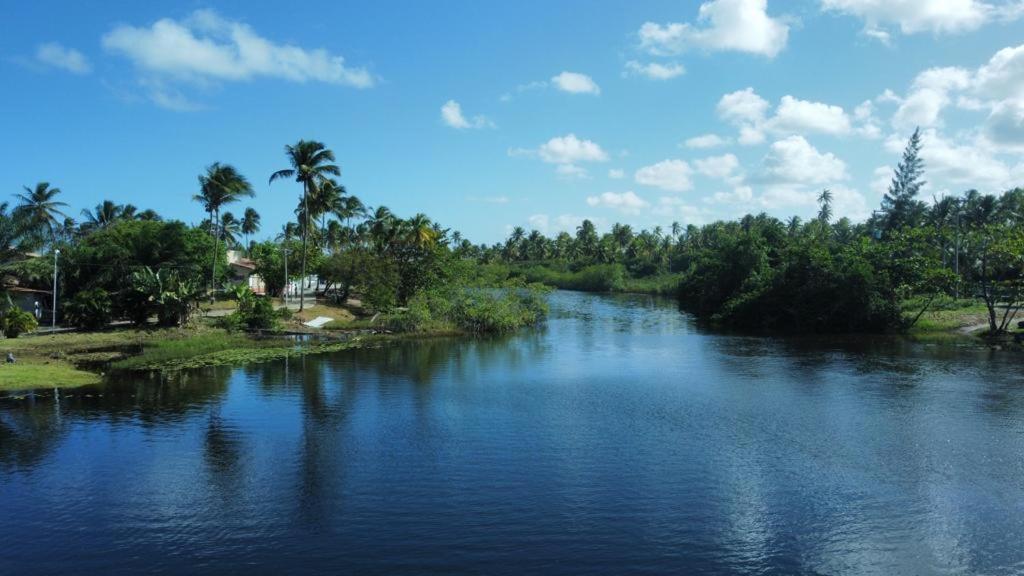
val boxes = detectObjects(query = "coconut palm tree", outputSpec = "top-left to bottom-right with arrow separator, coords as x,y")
241,207 -> 261,254
195,163 -> 254,292
81,200 -> 125,231
405,213 -> 437,250
269,140 -> 340,311
0,202 -> 27,267
14,182 -> 68,246
219,212 -> 242,249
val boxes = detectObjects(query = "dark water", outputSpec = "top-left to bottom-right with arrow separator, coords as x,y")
2,292 -> 1024,575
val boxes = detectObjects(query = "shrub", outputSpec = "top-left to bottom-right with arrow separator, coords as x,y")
63,288 -> 113,330
236,289 -> 278,331
1,308 -> 38,338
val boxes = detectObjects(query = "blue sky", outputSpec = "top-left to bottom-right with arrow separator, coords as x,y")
2,0 -> 1024,244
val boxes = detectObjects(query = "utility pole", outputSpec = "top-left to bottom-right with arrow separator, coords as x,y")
52,249 -> 60,330
954,208 -> 961,300
283,247 -> 289,306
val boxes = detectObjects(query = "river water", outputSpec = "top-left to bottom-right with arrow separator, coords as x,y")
2,291 -> 1023,575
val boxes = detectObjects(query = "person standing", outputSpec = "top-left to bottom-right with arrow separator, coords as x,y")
34,301 -> 42,321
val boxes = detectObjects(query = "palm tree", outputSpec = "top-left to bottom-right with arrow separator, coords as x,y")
269,141 -> 340,311
219,212 -> 241,249
14,182 -> 68,246
405,213 -> 437,249
195,163 -> 254,292
241,207 -> 261,254
817,189 -> 833,223
81,200 -> 124,231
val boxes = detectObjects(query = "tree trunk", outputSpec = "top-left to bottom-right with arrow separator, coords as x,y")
209,208 -> 218,293
300,180 -> 309,312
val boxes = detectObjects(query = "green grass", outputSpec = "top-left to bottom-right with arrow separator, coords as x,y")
0,361 -> 101,391
903,298 -> 990,335
111,332 -> 284,371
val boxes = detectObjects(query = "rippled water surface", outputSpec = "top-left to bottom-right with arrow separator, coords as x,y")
2,291 -> 1024,575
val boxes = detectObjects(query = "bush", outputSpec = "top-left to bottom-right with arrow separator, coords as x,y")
1,308 -> 38,338
63,288 -> 113,330
229,288 -> 278,331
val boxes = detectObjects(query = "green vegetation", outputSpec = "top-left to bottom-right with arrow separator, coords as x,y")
0,362 -> 100,391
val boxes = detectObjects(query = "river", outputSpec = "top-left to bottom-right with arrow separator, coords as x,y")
2,291 -> 1023,575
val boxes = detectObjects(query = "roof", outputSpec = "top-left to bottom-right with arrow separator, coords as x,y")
229,258 -> 256,271
6,286 -> 52,295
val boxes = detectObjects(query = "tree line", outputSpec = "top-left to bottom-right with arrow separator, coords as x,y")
484,129 -> 1024,335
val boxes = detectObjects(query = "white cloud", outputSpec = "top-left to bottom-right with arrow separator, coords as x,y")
102,9 -> 374,93
608,169 -> 626,179
35,42 -> 91,74
527,214 -> 602,235
655,196 -> 708,224
717,87 -> 770,124
769,95 -> 852,135
556,164 -> 591,180
985,98 -> 1024,146
551,71 -> 600,95
684,133 -> 730,148
891,67 -> 971,130
639,0 -> 789,58
694,153 -> 742,180
886,128 -> 1024,190
974,44 -> 1024,101
468,195 -> 509,204
440,100 -> 493,129
586,191 -> 651,214
538,134 -> 609,164
761,135 -> 848,184
820,0 -> 1021,37
624,60 -> 685,80
635,159 -> 695,192
717,88 -> 860,142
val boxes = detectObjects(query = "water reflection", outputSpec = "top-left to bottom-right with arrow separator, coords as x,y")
1,291 -> 1023,575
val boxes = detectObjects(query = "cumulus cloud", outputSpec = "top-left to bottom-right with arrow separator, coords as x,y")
694,153 -> 742,181
716,88 -> 859,142
770,95 -> 852,135
635,159 -> 695,192
440,100 -> 493,129
761,135 -> 848,184
820,0 -> 1023,38
886,129 -> 1024,190
102,9 -> 373,108
684,133 -> 730,148
551,71 -> 601,94
624,60 -> 685,80
511,134 -> 608,179
35,42 -> 91,74
639,0 -> 789,58
538,134 -> 609,164
586,191 -> 651,214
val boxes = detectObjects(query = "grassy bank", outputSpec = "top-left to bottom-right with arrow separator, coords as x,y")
903,298 -> 993,338
507,263 -> 682,296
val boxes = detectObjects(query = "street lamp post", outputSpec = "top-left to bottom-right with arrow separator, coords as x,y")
52,249 -> 60,330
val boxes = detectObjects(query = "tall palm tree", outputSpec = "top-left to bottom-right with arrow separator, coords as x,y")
241,207 -> 261,254
269,140 -> 339,311
14,182 -> 68,246
195,163 -> 254,292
